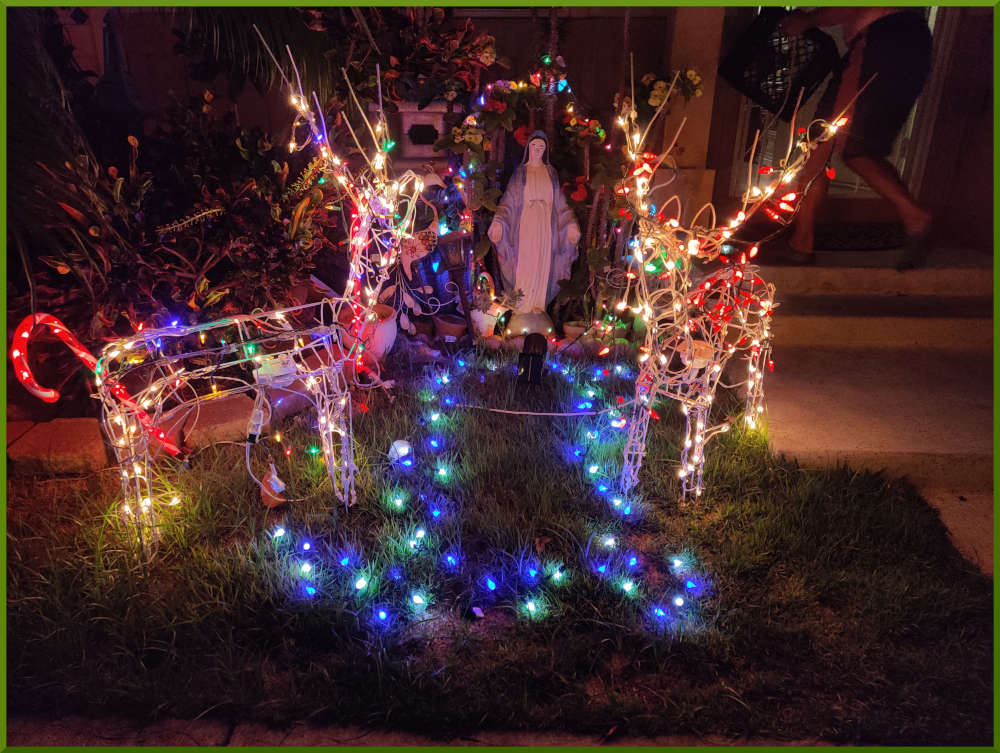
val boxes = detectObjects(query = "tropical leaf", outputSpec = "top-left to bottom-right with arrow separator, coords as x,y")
288,195 -> 312,240
204,288 -> 229,307
57,201 -> 87,225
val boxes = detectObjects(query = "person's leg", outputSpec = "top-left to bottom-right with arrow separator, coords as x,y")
840,13 -> 933,239
782,34 -> 865,257
787,140 -> 834,253
842,154 -> 931,237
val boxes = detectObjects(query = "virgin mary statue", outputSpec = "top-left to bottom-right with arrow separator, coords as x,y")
488,131 -> 580,335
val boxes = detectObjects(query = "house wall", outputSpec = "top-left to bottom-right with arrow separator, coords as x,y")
914,7 -> 992,251
61,7 -> 674,148
453,7 -> 673,127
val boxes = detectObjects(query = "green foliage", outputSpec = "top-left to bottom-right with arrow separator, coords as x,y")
10,94 -> 352,346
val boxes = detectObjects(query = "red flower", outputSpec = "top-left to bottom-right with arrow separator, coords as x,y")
513,125 -> 532,147
484,99 -> 507,114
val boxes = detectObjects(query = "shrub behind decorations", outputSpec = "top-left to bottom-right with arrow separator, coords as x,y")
9,94 -> 348,349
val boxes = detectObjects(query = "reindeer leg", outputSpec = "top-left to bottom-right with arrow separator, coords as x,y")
108,405 -> 156,557
310,362 -> 357,513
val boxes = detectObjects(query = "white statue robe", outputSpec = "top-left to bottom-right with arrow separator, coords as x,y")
515,165 -> 555,312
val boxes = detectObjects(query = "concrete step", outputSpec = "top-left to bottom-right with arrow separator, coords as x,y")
770,295 -> 992,351
764,345 -> 993,572
758,248 -> 993,297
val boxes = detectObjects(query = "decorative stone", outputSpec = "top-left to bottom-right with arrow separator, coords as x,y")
388,439 -> 412,461
163,393 -> 257,449
6,418 -> 109,474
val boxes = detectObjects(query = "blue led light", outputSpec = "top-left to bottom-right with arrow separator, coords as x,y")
340,557 -> 350,566
432,509 -> 441,518
378,610 -> 387,620
486,578 -> 497,591
306,586 -> 316,596
598,564 -> 607,573
686,580 -> 696,589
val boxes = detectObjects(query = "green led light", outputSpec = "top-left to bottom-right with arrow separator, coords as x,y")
541,53 -> 552,65
308,446 -> 320,456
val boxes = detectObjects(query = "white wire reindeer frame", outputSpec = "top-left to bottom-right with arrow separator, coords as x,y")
613,75 -> 869,499
11,40 -> 432,547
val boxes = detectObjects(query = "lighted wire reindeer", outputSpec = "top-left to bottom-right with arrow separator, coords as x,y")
11,45 -> 428,547
613,76 -> 859,498
617,217 -> 776,498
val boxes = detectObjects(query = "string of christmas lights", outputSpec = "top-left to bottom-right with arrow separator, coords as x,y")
609,75 -> 863,498
12,40 -> 441,550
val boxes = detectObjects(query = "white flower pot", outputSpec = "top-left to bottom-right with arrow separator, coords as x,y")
470,310 -> 499,338
358,304 -> 398,360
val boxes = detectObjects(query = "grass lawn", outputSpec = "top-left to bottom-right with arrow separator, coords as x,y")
6,344 -> 992,744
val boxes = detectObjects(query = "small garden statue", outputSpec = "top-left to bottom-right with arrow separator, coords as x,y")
488,131 -> 580,336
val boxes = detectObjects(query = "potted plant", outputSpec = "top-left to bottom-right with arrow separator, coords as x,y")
469,273 -> 522,338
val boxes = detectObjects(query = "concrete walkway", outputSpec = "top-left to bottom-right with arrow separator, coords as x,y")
761,248 -> 993,574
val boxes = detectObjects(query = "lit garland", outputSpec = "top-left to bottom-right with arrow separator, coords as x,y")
271,349 -> 708,637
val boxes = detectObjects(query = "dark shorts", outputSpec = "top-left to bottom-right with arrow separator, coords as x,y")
816,11 -> 933,159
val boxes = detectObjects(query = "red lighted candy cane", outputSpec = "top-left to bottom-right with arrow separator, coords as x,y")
11,314 -> 180,456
